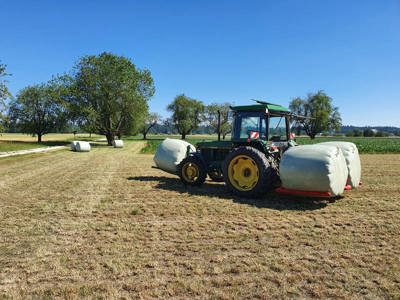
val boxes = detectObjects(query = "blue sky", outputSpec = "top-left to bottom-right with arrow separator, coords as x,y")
1,0 -> 399,126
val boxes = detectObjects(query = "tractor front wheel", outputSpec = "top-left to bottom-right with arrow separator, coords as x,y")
222,146 -> 279,197
177,156 -> 207,186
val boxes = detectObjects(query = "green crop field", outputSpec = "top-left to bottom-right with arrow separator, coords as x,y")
296,136 -> 400,154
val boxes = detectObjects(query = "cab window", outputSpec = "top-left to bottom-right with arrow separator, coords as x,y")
236,113 -> 267,139
268,116 -> 287,141
240,117 -> 260,138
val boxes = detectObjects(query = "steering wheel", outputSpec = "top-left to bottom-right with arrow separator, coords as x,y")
270,135 -> 281,142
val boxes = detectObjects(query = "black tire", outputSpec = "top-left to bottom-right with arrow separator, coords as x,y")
222,146 -> 280,197
177,156 -> 207,186
208,170 -> 224,182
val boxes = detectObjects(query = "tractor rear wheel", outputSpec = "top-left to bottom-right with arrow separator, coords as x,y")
222,146 -> 279,197
177,156 -> 207,186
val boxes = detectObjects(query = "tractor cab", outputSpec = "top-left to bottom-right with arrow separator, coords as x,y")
230,101 -> 294,152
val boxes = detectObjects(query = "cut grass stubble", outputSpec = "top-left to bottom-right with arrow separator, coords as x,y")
0,141 -> 399,298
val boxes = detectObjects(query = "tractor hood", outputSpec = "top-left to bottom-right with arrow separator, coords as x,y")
196,140 -> 233,150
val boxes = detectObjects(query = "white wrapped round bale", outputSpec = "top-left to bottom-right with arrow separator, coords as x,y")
280,145 -> 348,196
318,141 -> 361,188
75,141 -> 91,152
113,140 -> 124,148
153,138 -> 196,174
70,141 -> 79,151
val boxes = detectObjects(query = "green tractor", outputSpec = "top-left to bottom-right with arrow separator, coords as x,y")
177,100 -> 298,197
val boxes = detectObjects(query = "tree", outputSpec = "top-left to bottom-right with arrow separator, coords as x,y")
77,106 -> 97,137
375,131 -> 388,137
167,94 -> 205,139
205,102 -> 232,139
69,52 -> 155,145
9,83 -> 68,142
289,91 -> 342,139
0,62 -> 11,133
363,128 -> 375,137
329,106 -> 342,132
289,97 -> 306,135
353,129 -> 363,137
162,117 -> 177,134
141,112 -> 161,140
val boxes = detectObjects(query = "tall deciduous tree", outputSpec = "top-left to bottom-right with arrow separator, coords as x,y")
141,112 -> 161,140
289,91 -> 342,139
289,97 -> 305,136
0,62 -> 11,133
353,129 -> 363,137
363,128 -> 375,137
329,106 -> 342,132
70,52 -> 155,145
167,94 -> 204,140
9,83 -> 68,142
205,102 -> 232,139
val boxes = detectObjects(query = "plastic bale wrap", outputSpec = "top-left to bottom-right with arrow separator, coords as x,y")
75,141 -> 91,152
70,141 -> 78,151
280,144 -> 348,196
113,140 -> 124,148
318,141 -> 361,188
153,138 -> 196,174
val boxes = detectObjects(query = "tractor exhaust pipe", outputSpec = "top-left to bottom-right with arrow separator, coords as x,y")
217,110 -> 221,141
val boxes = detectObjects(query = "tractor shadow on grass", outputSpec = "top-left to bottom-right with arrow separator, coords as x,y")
128,176 -> 341,211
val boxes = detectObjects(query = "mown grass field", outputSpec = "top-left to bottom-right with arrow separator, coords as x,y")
0,141 -> 399,298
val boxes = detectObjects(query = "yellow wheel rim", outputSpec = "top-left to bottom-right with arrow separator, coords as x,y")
228,155 -> 259,191
182,162 -> 200,183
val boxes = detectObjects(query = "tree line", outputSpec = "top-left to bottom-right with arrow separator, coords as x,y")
345,128 -> 392,137
141,96 -> 232,140
139,91 -> 343,140
1,54 -> 345,142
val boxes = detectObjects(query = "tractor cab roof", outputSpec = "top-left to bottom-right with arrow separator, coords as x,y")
231,100 -> 290,115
